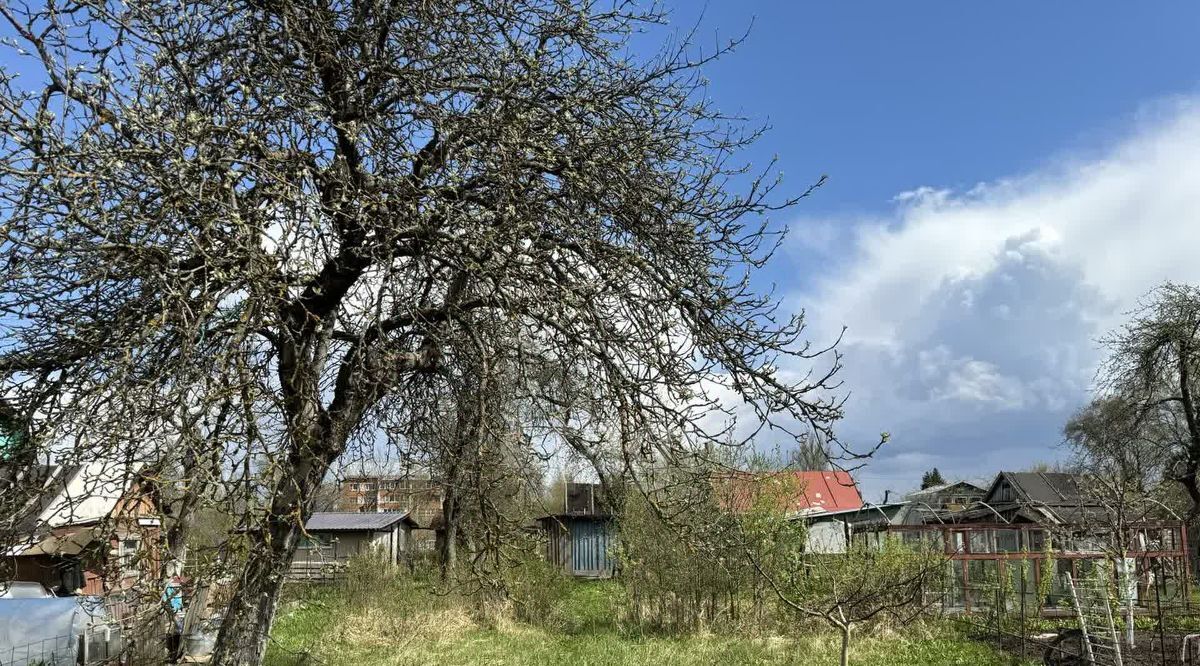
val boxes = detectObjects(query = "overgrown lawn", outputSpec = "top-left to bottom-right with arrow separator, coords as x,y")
265,575 -> 1029,665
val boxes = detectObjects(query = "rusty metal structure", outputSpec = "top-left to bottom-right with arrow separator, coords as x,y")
859,520 -> 1189,616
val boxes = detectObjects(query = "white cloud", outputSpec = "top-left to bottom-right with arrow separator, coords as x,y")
918,348 -> 1026,409
805,100 -> 1200,346
788,97 -> 1200,498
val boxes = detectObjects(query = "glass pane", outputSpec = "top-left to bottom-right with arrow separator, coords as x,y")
1070,533 -> 1104,553
1044,559 -> 1073,609
1012,560 -> 1038,613
945,561 -> 966,609
994,529 -> 1020,553
969,530 -> 992,554
966,560 -> 1000,610
1162,527 -> 1180,552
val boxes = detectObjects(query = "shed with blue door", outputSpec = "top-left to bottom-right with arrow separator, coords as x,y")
536,482 -> 616,578
536,513 -> 615,578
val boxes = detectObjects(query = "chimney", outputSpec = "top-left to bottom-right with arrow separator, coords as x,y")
883,489 -> 892,504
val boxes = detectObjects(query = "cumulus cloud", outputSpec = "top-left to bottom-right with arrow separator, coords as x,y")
788,98 -> 1200,498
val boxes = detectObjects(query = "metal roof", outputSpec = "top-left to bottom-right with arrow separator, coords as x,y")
718,470 -> 864,514
989,471 -> 1089,506
304,511 -> 415,532
797,501 -> 909,520
791,471 -> 864,513
905,480 -> 986,498
535,512 -> 612,523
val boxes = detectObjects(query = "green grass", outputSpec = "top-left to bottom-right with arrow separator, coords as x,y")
265,577 -> 1031,666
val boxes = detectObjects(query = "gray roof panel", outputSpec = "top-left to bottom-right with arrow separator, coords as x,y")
1005,472 -> 1086,505
305,511 -> 414,531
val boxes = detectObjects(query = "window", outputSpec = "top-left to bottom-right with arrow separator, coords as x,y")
946,561 -> 966,608
1070,534 -> 1104,554
994,529 -> 1019,553
1161,527 -> 1180,551
118,537 -> 140,576
968,531 -> 991,554
966,560 -> 999,609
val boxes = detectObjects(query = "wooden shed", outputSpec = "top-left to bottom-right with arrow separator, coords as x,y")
535,482 -> 616,578
294,512 -> 417,571
536,513 -> 615,578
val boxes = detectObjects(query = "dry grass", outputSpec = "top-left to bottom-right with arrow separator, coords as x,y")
265,573 -> 1033,666
337,606 -> 477,647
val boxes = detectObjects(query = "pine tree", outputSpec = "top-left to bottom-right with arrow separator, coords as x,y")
920,468 -> 946,490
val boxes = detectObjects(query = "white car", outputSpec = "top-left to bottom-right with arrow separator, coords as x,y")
0,580 -> 54,598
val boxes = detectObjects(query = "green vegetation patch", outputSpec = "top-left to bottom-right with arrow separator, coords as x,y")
266,571 -> 1030,666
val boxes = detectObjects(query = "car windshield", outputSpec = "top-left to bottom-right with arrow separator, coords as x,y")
0,582 -> 51,598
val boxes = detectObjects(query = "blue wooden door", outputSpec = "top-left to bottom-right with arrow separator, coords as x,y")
571,519 -> 613,577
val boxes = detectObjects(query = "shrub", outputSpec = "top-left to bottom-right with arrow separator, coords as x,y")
340,548 -> 400,609
504,553 -> 574,628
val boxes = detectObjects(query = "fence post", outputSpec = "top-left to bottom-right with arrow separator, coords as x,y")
1020,564 -> 1027,660
1099,571 -> 1124,666
1154,561 -> 1166,666
994,586 -> 1002,653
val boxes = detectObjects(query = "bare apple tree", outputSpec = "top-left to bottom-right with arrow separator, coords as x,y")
1096,284 -> 1200,518
0,1 -> 848,663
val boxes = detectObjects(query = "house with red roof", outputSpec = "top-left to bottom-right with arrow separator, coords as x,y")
714,469 -> 864,516
787,470 -> 865,515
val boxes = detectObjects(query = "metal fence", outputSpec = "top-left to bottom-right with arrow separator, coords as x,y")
2,623 -> 123,666
947,566 -> 1200,666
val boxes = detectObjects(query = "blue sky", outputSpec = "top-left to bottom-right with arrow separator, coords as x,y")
654,2 -> 1200,497
5,3 -> 1199,498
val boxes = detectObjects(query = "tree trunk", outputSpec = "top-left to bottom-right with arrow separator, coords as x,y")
438,380 -> 477,580
839,624 -> 851,666
207,553 -> 289,666
210,442 -> 334,665
440,484 -> 460,579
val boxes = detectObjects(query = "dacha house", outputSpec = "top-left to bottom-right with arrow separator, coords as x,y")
2,460 -> 162,597
536,472 -> 865,578
799,471 -> 1191,615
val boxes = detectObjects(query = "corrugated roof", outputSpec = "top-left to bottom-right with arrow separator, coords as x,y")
799,501 -> 908,521
718,470 -> 863,515
905,480 -> 986,498
305,512 -> 414,531
3,465 -> 79,533
793,471 -> 864,512
1000,472 -> 1087,505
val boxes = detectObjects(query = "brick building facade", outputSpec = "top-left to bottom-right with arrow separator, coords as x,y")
334,475 -> 442,551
